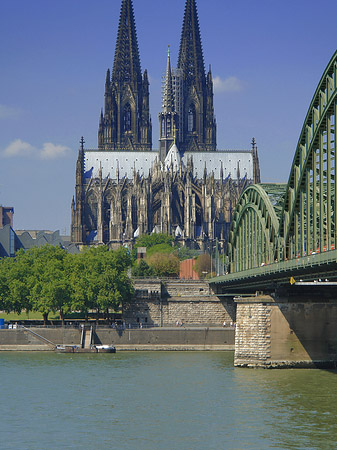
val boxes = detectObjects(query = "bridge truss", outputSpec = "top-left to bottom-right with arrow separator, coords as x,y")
226,50 -> 337,275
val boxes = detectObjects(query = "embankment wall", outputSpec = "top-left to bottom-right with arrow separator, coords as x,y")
0,327 -> 234,351
126,279 -> 235,327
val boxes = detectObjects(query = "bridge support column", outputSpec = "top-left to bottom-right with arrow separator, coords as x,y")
234,295 -> 337,368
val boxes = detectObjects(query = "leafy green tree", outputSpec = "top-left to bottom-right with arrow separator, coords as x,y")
177,246 -> 200,261
68,246 -> 133,321
194,253 -> 212,279
0,250 -> 34,315
0,244 -> 133,324
147,252 -> 180,278
132,233 -> 175,261
0,257 -> 13,313
28,246 -> 71,325
132,259 -> 156,277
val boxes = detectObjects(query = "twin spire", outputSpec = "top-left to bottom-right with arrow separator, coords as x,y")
178,0 -> 206,86
100,0 -> 216,154
112,0 -> 142,83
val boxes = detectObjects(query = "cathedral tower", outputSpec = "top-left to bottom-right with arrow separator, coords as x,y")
98,0 -> 152,151
177,0 -> 216,152
159,47 -> 179,162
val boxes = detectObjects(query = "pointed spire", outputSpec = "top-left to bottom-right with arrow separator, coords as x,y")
116,160 -> 120,183
251,137 -> 256,152
99,108 -> 104,127
163,46 -> 175,112
112,0 -> 142,83
76,137 -> 85,184
80,136 -> 85,152
143,68 -> 149,83
105,68 -> 110,89
178,0 -> 205,86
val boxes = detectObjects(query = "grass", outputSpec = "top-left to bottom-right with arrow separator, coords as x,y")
0,311 -> 82,321
0,311 -> 121,321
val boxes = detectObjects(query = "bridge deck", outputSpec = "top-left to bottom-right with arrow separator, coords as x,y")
211,249 -> 337,291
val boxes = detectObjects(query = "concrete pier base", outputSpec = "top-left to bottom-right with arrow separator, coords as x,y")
234,295 -> 337,368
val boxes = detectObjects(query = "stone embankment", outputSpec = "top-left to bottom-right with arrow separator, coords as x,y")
0,327 -> 234,351
124,279 -> 235,328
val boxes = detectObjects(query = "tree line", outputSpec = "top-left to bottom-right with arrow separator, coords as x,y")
131,233 -> 213,278
0,245 -> 133,324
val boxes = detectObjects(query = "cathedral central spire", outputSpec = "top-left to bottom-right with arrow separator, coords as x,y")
163,46 -> 174,113
159,46 -> 178,161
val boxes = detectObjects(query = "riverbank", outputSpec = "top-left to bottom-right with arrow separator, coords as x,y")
0,327 -> 234,351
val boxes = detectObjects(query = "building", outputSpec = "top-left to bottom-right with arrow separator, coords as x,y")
0,206 -> 14,229
71,0 -> 260,249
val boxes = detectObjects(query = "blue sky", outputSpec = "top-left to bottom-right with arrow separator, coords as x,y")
1,0 -> 337,234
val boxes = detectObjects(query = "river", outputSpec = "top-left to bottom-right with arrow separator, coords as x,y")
1,351 -> 337,449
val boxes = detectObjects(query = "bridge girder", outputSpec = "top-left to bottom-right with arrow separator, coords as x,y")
225,51 -> 337,275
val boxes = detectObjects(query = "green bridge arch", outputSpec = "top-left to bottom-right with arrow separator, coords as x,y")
227,50 -> 337,273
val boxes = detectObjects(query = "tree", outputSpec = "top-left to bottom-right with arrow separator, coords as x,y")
0,249 -> 34,315
28,246 -> 71,325
177,246 -> 200,261
0,244 -> 134,324
147,252 -> 180,278
132,259 -> 156,277
194,253 -> 212,279
132,233 -> 175,261
68,246 -> 133,321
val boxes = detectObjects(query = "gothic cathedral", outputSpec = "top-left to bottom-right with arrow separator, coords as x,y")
71,0 -> 260,249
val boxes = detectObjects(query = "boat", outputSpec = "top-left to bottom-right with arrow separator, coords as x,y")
55,345 -> 116,353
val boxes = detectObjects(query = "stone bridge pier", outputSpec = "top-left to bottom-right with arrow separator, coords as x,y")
234,289 -> 337,368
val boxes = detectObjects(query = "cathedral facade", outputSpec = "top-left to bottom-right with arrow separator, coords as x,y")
71,0 -> 260,249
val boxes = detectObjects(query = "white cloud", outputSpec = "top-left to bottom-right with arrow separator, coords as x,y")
40,142 -> 70,159
2,140 -> 71,159
3,139 -> 35,157
213,76 -> 244,93
0,104 -> 22,119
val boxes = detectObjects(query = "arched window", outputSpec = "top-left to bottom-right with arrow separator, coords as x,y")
161,119 -> 165,137
188,104 -> 195,132
123,104 -> 131,131
167,117 -> 171,135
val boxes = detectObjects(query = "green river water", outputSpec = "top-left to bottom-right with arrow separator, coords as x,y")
1,351 -> 337,450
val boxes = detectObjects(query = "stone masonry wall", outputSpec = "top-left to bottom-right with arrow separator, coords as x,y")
124,298 -> 235,327
124,279 -> 235,327
234,301 -> 271,367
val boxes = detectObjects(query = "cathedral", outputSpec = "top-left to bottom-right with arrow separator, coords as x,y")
71,0 -> 260,249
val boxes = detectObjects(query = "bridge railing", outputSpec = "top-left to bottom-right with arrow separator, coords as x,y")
211,248 -> 337,284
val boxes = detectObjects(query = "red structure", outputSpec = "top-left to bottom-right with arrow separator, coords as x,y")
179,258 -> 199,280
0,206 -> 14,228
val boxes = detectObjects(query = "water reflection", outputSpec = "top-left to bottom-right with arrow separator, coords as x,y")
233,367 -> 337,449
1,352 -> 337,449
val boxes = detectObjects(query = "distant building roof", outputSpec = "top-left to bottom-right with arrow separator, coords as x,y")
0,229 -> 80,257
84,148 -> 254,181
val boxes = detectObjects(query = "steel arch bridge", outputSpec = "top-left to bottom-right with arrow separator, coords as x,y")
225,50 -> 337,277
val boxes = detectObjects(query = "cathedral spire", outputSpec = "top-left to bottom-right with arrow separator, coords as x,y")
112,0 -> 142,83
163,46 -> 174,113
178,0 -> 205,87
159,46 -> 179,161
176,0 -> 216,152
98,0 -> 152,151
